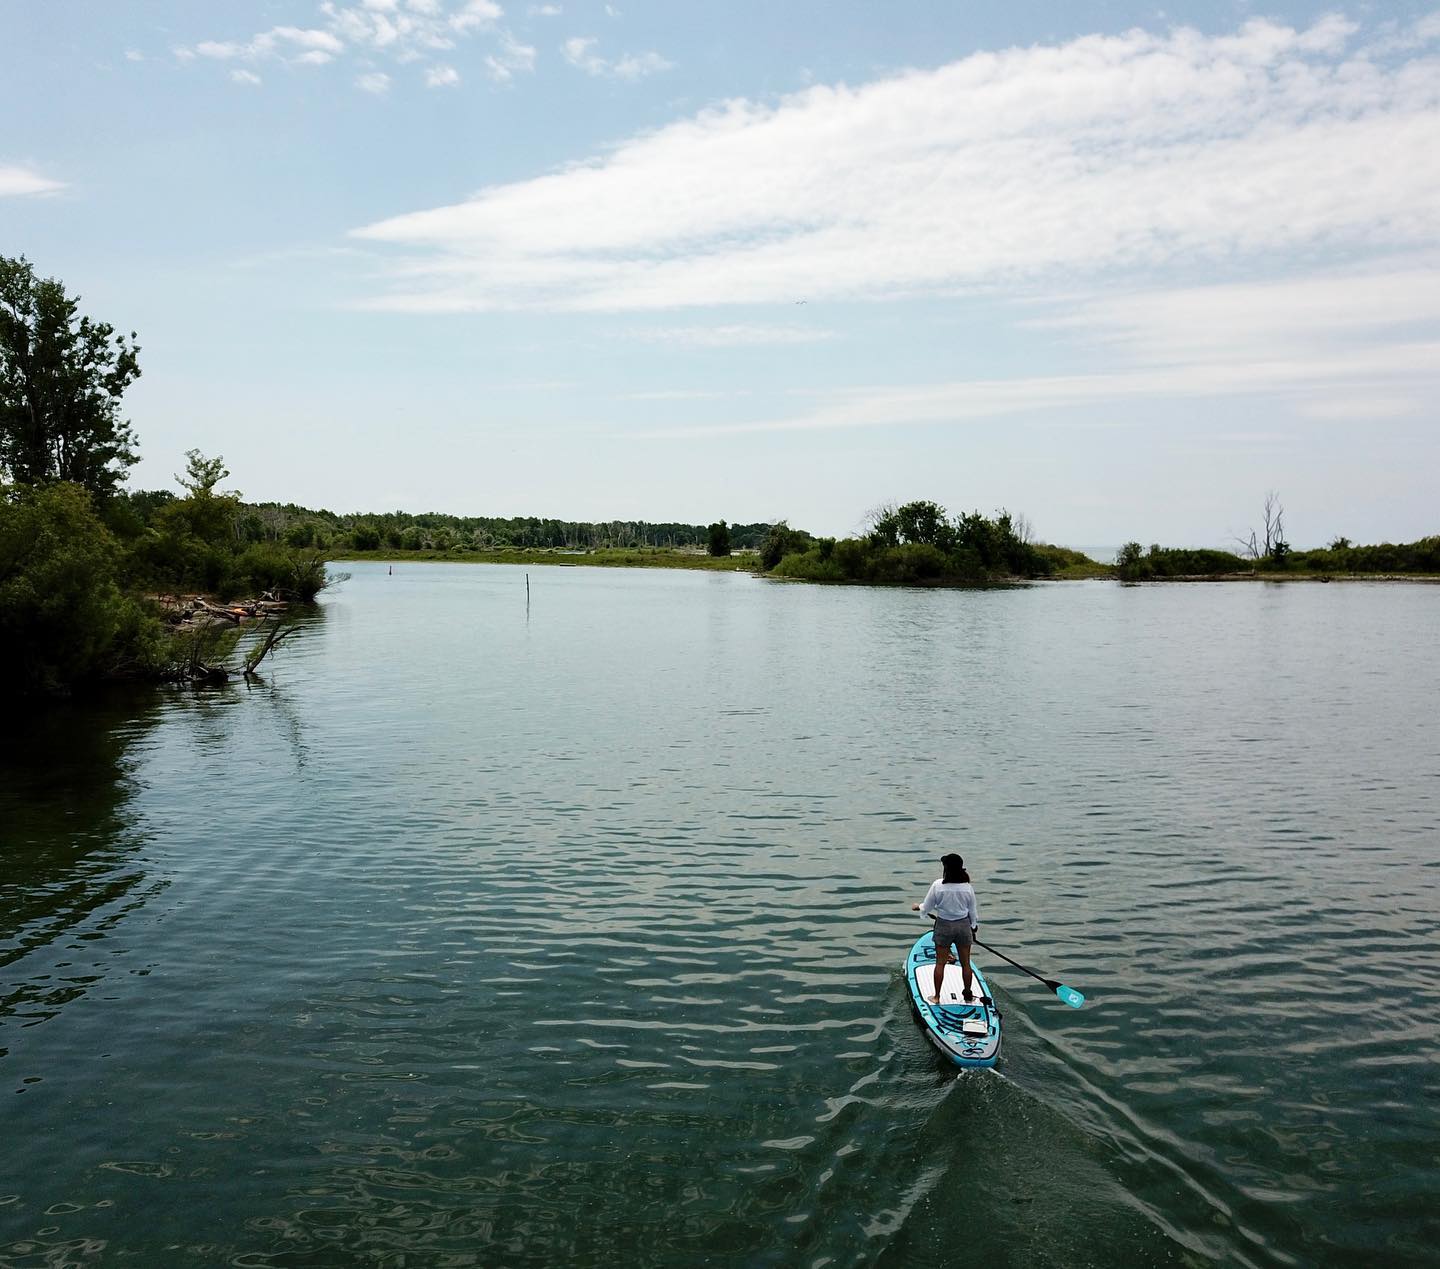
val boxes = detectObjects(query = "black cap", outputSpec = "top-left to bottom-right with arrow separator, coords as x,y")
940,853 -> 964,869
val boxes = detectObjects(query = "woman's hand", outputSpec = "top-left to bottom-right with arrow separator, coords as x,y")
911,903 -> 921,911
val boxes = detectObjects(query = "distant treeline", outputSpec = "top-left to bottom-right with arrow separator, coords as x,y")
191,500 -> 777,554
1117,537 -> 1440,580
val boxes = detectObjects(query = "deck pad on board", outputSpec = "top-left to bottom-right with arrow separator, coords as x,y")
913,961 -> 986,1005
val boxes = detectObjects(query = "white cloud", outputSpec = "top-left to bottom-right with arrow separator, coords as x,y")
182,1 -> 509,75
124,49 -> 144,62
193,26 -> 344,65
426,63 -> 461,86
450,0 -> 503,33
1030,262 -> 1440,365
352,15 -> 1440,315
357,71 -> 392,93
230,69 -> 264,86
626,324 -> 837,347
483,32 -> 536,82
529,4 -> 562,15
562,34 -> 669,79
623,389 -> 747,401
627,336 -> 1440,440
621,263 -> 1440,438
611,50 -> 670,80
0,164 -> 64,197
1294,395 -> 1424,420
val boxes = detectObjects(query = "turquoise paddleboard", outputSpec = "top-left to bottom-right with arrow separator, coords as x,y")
905,931 -> 1002,1067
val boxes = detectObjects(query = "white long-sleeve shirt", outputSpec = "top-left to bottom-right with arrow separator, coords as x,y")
920,879 -> 979,926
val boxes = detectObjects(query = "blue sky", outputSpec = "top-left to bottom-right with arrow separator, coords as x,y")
3,1 -> 1438,546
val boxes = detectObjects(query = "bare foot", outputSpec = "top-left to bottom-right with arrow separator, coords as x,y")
925,994 -> 940,1004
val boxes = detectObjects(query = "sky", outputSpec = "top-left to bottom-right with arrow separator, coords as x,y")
3,0 -> 1438,547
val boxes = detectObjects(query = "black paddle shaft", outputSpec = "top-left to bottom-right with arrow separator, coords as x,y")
924,912 -> 1060,990
973,937 -> 1062,991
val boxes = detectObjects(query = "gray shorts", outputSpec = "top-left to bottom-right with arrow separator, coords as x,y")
933,920 -> 974,956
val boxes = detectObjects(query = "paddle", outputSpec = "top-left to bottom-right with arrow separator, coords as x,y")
973,937 -> 1085,1009
919,911 -> 1086,1008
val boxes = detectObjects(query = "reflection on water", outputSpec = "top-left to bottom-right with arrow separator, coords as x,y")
1,695 -> 164,1055
1,567 -> 1437,1267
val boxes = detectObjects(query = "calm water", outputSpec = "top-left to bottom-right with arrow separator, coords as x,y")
3,564 -> 1438,1267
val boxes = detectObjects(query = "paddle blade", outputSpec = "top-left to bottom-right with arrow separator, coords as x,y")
1054,983 -> 1085,1009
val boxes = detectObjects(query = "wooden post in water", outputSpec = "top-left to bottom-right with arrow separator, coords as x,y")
526,572 -> 530,614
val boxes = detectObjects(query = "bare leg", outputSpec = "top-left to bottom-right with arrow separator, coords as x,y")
930,947 -> 949,1003
959,943 -> 974,1000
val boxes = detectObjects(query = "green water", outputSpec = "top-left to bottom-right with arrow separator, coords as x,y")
3,564 -> 1438,1266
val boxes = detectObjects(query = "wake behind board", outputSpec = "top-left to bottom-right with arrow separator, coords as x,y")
905,931 -> 1001,1068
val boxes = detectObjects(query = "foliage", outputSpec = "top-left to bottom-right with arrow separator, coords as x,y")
1116,542 -> 1147,580
707,519 -> 731,556
1287,536 -> 1440,574
253,504 -> 780,554
1117,543 -> 1252,580
0,255 -> 141,498
760,521 -> 814,571
1120,534 -> 1440,580
351,523 -> 382,551
0,482 -> 167,696
1035,544 -> 1110,578
773,500 -> 1051,585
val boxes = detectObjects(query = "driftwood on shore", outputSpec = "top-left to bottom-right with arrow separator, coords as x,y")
154,593 -> 290,629
150,593 -> 299,684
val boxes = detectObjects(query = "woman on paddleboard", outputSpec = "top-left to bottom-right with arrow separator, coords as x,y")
912,853 -> 980,1004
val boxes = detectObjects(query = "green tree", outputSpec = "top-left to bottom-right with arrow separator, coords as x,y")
352,523 -> 382,551
895,500 -> 951,548
760,521 -> 813,570
0,481 -> 165,696
707,519 -> 731,556
165,449 -> 240,546
176,448 -> 231,498
0,255 -> 141,497
1115,541 -> 1149,581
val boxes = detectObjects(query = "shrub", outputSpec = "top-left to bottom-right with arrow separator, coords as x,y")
771,549 -> 846,582
760,522 -> 814,571
0,482 -> 166,696
1116,542 -> 1149,581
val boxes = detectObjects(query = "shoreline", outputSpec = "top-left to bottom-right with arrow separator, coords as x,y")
330,547 -> 756,571
330,552 -> 1440,586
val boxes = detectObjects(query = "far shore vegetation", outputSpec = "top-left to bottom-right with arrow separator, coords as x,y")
3,253 -> 1437,701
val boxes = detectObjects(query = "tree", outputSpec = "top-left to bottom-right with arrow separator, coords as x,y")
165,449 -> 240,546
760,521 -> 812,570
0,255 -> 141,498
352,523 -> 382,551
177,448 -> 232,499
0,481 -> 165,696
707,519 -> 731,556
895,499 -> 951,548
1236,490 -> 1287,561
1115,541 -> 1149,581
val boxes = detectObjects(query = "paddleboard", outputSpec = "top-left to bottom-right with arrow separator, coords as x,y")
905,931 -> 1002,1068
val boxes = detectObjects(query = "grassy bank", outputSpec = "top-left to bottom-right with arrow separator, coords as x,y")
332,546 -> 757,571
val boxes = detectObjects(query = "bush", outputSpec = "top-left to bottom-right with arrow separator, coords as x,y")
0,482 -> 167,696
760,522 -> 814,571
1116,542 -> 1150,581
233,543 -> 332,600
771,548 -> 847,582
